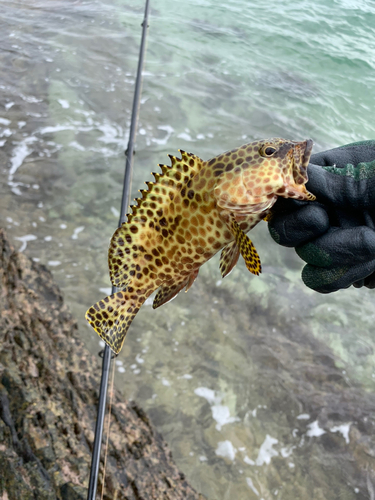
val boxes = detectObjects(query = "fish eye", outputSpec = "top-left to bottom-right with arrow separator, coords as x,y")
263,147 -> 276,156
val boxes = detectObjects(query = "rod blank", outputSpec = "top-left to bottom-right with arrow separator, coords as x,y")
87,1 -> 151,498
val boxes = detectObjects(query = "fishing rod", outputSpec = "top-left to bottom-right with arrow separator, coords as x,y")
86,1 -> 151,498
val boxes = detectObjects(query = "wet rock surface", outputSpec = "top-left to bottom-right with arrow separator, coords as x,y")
0,228 -> 205,500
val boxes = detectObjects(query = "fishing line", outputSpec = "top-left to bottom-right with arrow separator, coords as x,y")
100,359 -> 115,500
87,1 -> 151,498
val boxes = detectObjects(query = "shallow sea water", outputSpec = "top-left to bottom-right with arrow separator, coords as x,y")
1,0 -> 375,498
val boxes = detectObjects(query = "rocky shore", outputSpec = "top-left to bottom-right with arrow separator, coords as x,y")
0,228 -> 204,500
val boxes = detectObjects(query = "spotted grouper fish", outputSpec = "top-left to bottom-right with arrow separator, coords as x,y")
86,138 -> 315,354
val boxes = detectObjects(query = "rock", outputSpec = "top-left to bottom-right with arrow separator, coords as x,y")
0,228 -> 205,500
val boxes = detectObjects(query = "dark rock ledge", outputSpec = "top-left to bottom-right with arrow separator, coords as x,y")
0,228 -> 205,500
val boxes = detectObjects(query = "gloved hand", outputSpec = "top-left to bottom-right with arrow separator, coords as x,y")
268,140 -> 375,293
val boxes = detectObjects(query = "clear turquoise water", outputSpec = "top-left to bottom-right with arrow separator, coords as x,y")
1,1 -> 375,498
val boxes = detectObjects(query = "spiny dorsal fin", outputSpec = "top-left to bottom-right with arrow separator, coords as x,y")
126,151 -> 204,225
109,151 -> 204,288
159,150 -> 203,178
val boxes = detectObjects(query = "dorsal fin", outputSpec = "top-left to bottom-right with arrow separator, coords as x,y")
109,151 -> 204,288
127,150 -> 204,225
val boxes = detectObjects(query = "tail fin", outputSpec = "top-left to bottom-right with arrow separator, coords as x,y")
85,290 -> 148,355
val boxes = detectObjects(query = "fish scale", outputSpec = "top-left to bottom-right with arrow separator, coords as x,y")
86,138 -> 315,354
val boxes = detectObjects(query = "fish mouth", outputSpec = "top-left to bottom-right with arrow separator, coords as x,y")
301,139 -> 313,169
290,139 -> 314,187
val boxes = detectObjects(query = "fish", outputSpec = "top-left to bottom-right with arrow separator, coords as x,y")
86,138 -> 315,354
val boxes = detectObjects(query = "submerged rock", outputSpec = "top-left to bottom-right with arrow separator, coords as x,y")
0,228 -> 204,500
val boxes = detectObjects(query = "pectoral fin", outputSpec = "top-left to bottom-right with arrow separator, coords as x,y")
219,241 -> 240,278
230,218 -> 262,276
263,211 -> 273,222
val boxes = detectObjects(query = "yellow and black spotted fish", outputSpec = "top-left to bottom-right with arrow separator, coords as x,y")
86,138 -> 315,354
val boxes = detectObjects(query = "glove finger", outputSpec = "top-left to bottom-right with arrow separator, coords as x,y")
301,259 -> 375,293
306,163 -> 375,210
296,226 -> 375,267
268,204 -> 329,247
310,141 -> 375,168
353,270 -> 375,289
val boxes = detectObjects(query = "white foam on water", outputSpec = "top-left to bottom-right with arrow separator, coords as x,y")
21,94 -> 42,103
135,353 -> 144,364
243,455 -> 255,465
177,132 -> 193,141
255,435 -> 279,466
211,404 -> 239,431
9,136 -> 37,181
330,423 -> 351,444
215,440 -> 237,461
48,261 -> 61,266
246,477 -> 259,496
99,287 -> 112,295
97,122 -> 123,145
69,140 -> 85,151
71,226 -> 84,239
280,445 -> 295,458
74,109 -> 94,118
297,413 -> 310,420
306,420 -> 326,437
151,124 -> 174,145
0,125 -> 13,138
40,124 -> 75,134
0,117 -> 11,125
194,387 -> 239,430
58,99 -> 70,109
194,387 -> 218,405
14,234 -> 37,252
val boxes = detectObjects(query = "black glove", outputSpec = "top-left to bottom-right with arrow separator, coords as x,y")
268,140 -> 375,293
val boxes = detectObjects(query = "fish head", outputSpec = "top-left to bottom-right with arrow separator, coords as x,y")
253,137 -> 315,201
213,138 -> 315,213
